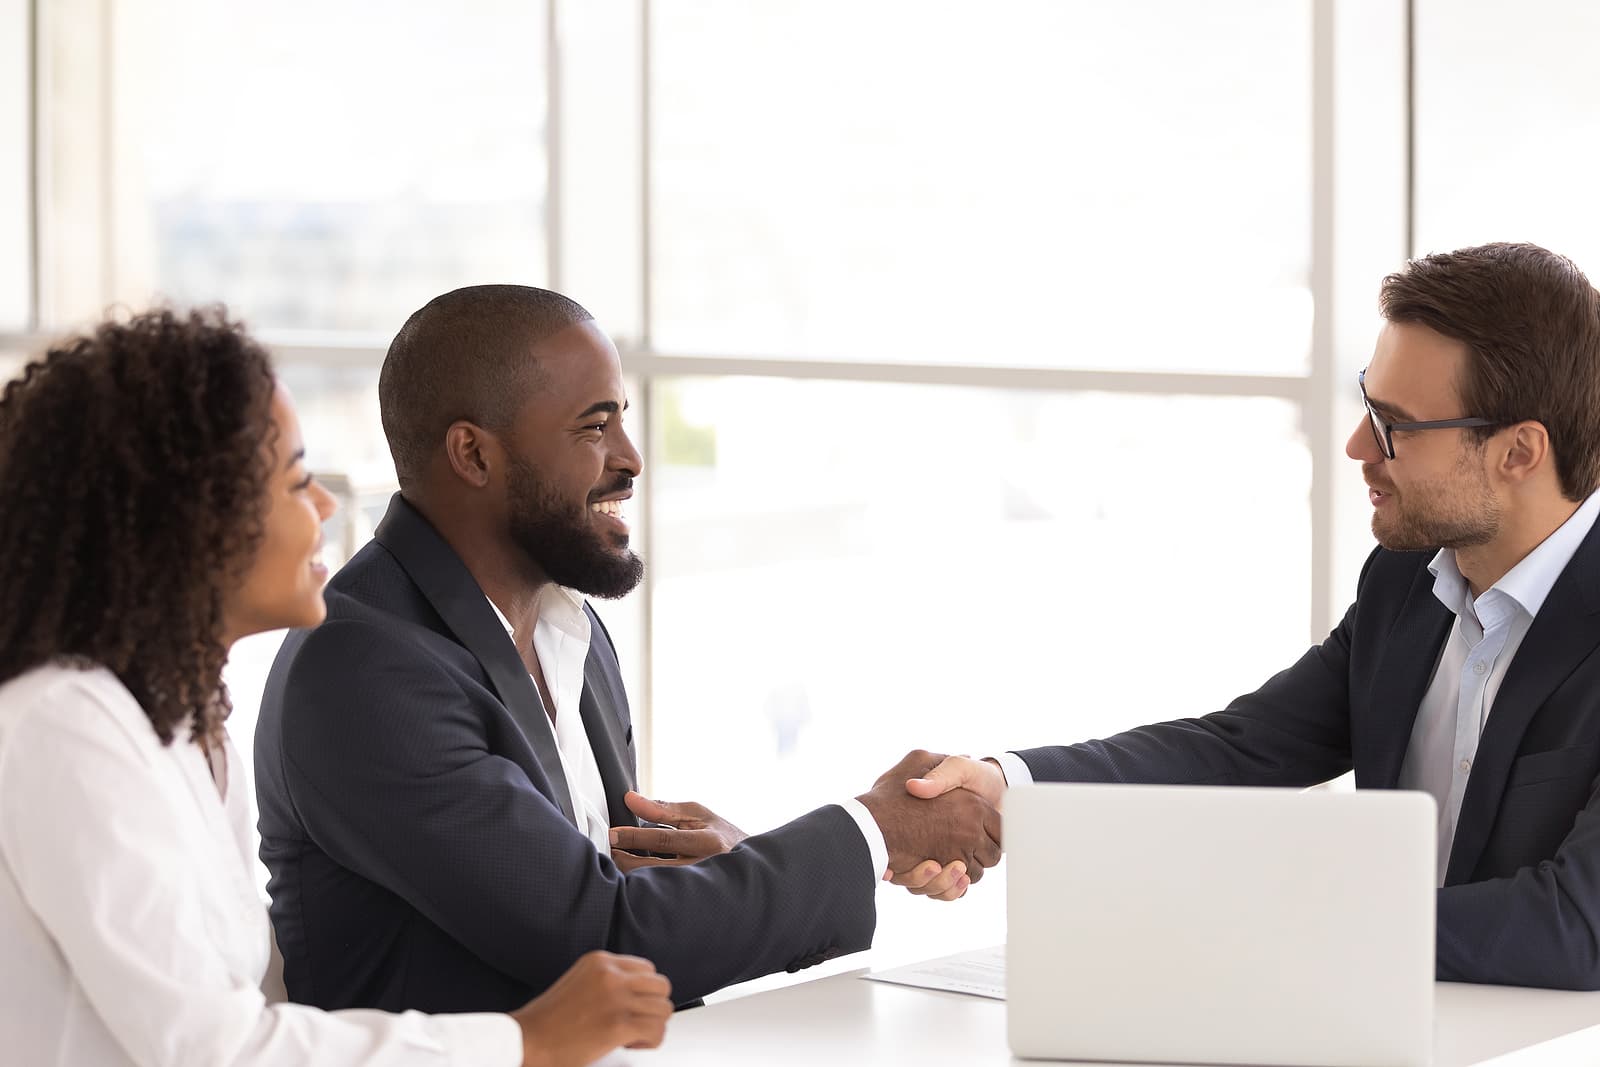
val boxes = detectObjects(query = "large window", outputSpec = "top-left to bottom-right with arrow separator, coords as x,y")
36,0 -> 1587,984
1413,0 -> 1600,267
639,0 -> 1318,816
649,1 -> 1312,374
648,378 -> 1310,824
106,0 -> 550,333
18,1 -> 1333,809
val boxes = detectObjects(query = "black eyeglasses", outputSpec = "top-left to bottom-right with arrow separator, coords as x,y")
1358,368 -> 1498,460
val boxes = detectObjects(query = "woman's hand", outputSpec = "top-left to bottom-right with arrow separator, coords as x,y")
511,950 -> 673,1067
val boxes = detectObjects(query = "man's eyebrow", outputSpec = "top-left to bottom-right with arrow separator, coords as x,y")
575,400 -> 625,419
283,446 -> 307,471
1365,393 -> 1418,423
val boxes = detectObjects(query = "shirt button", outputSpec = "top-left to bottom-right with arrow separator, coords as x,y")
1472,661 -> 1488,676
1460,759 -> 1472,773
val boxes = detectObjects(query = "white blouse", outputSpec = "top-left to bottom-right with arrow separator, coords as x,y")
0,663 -> 520,1067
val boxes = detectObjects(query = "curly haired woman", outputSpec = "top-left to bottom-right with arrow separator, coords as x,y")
0,307 -> 672,1067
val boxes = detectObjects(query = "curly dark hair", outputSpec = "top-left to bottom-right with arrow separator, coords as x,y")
0,306 -> 277,744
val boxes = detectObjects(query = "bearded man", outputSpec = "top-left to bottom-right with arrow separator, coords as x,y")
255,285 -> 1000,1014
900,243 -> 1600,991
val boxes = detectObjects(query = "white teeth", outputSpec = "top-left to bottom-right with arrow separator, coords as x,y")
590,500 -> 623,518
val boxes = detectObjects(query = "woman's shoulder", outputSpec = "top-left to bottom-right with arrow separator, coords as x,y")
0,662 -> 157,759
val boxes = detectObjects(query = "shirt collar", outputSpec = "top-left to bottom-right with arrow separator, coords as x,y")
1428,490 -> 1600,623
484,585 -> 591,643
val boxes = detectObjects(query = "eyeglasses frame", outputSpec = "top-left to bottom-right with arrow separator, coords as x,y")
1357,367 -> 1500,460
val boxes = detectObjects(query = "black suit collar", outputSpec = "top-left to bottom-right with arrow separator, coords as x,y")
1362,561 -> 1453,790
580,636 -> 638,824
1446,513 -> 1600,883
373,494 -> 578,825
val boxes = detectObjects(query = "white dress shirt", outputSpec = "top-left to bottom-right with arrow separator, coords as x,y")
999,493 -> 1600,890
488,589 -> 888,879
487,588 -> 614,851
0,663 -> 520,1067
1401,490 -> 1600,884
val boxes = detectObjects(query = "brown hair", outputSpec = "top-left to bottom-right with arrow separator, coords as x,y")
0,307 -> 276,744
1380,242 -> 1600,500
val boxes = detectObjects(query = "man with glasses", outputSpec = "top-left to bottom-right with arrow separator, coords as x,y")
900,242 -> 1600,989
1358,366 -> 1500,460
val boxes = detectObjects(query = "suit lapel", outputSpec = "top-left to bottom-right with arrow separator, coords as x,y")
373,494 -> 578,825
579,654 -> 638,827
1446,522 -> 1600,884
1360,562 -> 1453,789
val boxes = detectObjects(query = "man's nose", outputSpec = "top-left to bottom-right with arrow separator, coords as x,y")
611,426 -> 643,476
1346,417 -> 1382,463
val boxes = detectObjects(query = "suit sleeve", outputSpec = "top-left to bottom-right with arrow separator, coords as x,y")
1436,775 -> 1600,989
276,619 -> 876,1003
1013,599 -> 1357,788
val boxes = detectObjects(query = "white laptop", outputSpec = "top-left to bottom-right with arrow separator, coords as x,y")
1006,784 -> 1436,1066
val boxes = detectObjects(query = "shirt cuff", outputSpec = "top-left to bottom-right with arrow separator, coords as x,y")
994,751 -> 1035,787
425,1011 -> 522,1067
838,797 -> 891,884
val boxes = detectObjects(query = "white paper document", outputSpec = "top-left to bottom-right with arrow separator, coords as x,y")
862,945 -> 1006,1000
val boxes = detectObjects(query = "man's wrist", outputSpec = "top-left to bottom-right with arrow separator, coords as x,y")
839,796 -> 891,883
991,751 -> 1033,788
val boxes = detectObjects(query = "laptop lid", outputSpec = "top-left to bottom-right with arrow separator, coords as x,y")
1006,784 -> 1435,1067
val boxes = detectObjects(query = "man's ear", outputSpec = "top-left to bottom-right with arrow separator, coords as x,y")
1497,420 -> 1551,486
443,421 -> 497,489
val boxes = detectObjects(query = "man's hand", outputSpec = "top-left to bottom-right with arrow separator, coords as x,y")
887,754 -> 1012,897
888,858 -> 971,900
906,754 -> 1009,809
511,950 -> 673,1067
857,749 -> 1003,883
609,790 -> 749,871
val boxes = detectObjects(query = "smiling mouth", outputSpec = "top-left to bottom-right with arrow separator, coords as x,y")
590,499 -> 631,538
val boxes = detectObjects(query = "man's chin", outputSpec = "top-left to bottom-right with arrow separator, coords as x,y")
1373,515 -> 1495,554
567,550 -> 645,600
1371,516 -> 1428,553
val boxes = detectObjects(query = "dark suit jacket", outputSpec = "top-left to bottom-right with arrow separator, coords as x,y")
255,495 -> 875,1012
1018,521 -> 1600,989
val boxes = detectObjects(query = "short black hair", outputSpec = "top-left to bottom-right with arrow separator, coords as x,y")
379,284 -> 594,488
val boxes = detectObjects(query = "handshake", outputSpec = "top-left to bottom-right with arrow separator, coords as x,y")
610,750 -> 1011,902
856,750 -> 1009,902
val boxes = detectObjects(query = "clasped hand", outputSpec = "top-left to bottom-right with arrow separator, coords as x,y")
606,753 -> 1008,902
856,750 -> 1006,902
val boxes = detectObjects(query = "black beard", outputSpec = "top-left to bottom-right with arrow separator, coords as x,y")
506,457 -> 644,599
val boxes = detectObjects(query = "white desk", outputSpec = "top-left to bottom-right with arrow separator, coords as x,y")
603,956 -> 1600,1066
